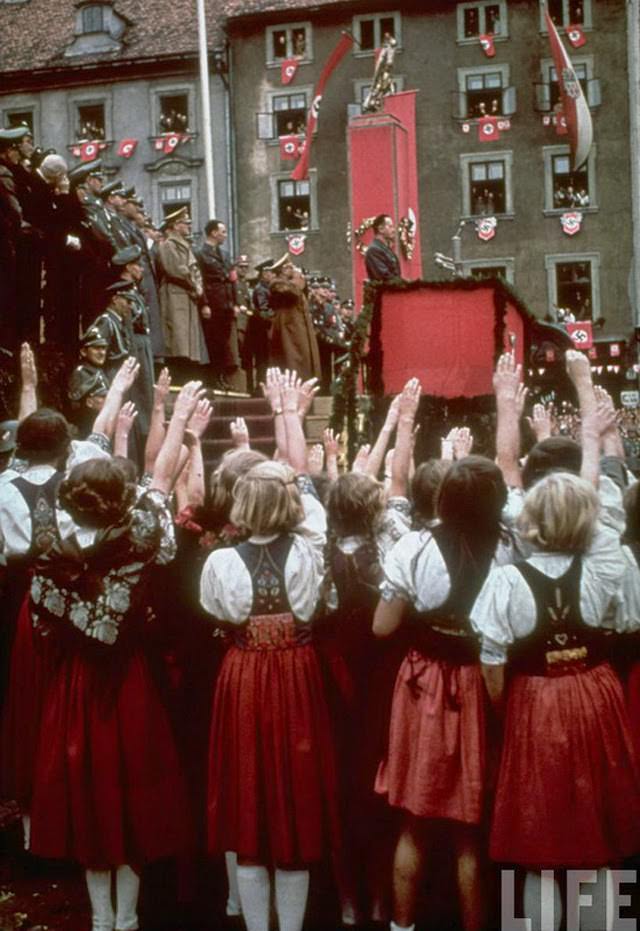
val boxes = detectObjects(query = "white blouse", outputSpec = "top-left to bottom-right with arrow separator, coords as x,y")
380,526 -> 515,612
470,524 -> 629,664
199,489 -> 326,625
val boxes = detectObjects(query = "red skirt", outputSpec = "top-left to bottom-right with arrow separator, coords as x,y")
207,617 -> 340,866
30,647 -> 191,869
375,651 -> 487,824
490,663 -> 640,868
1,598 -> 54,808
627,660 -> 640,760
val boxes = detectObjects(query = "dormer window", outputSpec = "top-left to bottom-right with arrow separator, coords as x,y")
66,2 -> 127,56
82,4 -> 105,33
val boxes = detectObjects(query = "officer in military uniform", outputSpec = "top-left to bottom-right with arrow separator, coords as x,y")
67,326 -> 110,436
245,258 -> 275,394
98,180 -> 131,251
112,244 -> 154,436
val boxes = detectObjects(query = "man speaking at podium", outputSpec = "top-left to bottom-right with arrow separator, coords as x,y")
365,213 -> 401,281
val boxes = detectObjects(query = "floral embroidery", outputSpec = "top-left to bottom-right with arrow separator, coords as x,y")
31,577 -> 42,604
105,582 -> 130,614
69,602 -> 90,631
43,590 -> 65,617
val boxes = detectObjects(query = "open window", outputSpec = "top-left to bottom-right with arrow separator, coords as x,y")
159,180 -> 193,218
464,259 -> 514,284
270,171 -> 318,233
541,0 -> 592,29
543,145 -> 596,212
535,57 -> 600,113
257,89 -> 310,141
454,65 -> 515,120
76,102 -> 106,141
461,152 -> 514,217
352,12 -> 401,53
159,93 -> 190,134
266,22 -> 312,65
457,0 -> 508,41
545,253 -> 600,320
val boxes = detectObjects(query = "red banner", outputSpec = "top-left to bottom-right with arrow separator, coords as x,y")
566,321 -> 593,349
545,9 -> 593,168
117,138 -> 138,159
281,58 -> 299,85
279,134 -> 301,160
477,115 -> 500,142
291,31 -> 354,181
479,34 -> 495,57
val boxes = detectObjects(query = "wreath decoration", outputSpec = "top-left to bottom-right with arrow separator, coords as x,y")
350,216 -> 377,255
398,215 -> 416,260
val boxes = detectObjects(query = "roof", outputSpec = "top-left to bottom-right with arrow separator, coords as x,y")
0,0 -> 224,75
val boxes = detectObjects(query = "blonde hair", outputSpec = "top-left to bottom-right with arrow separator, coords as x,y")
517,472 -> 599,553
230,460 -> 304,535
209,449 -> 266,523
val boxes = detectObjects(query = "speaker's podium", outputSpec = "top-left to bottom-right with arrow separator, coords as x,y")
363,278 -> 572,455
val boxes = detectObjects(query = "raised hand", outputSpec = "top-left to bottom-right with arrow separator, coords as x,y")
323,427 -> 339,459
308,443 -> 324,475
297,377 -> 320,418
281,369 -> 301,413
352,443 -> 371,474
384,394 -> 401,431
20,342 -> 37,389
565,349 -> 592,385
154,367 -> 171,405
112,357 -> 140,394
116,401 -> 137,435
188,398 -> 213,438
261,367 -> 284,412
493,351 -> 522,403
453,426 -> 473,460
173,380 -> 205,421
526,402 -> 553,442
398,377 -> 421,420
230,416 -> 250,449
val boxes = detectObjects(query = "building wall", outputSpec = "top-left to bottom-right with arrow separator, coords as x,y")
0,67 -> 231,240
229,0 -> 633,336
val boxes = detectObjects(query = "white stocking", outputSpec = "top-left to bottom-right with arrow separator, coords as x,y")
85,869 -> 114,931
114,864 -> 140,930
225,851 -> 242,916
236,864 -> 270,931
274,869 -> 309,931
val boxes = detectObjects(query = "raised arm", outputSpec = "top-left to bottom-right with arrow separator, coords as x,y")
92,357 -> 140,442
150,381 -> 204,495
594,386 -> 625,460
389,377 -> 421,499
18,343 -> 38,421
113,402 -> 137,459
281,370 -> 309,474
262,367 -> 287,462
493,351 -> 524,489
323,427 -> 340,482
565,350 -> 599,487
144,367 -> 171,476
366,394 -> 400,479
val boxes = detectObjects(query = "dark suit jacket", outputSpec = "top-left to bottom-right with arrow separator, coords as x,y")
197,242 -> 236,314
364,236 -> 401,281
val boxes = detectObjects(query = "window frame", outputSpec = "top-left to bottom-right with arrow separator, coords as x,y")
542,143 -> 597,215
265,21 -> 313,68
462,258 -> 515,284
538,0 -> 593,32
1,104 -> 38,143
154,175 -> 199,231
81,3 -> 106,34
67,92 -> 112,144
270,169 -> 318,234
352,11 -> 402,57
456,0 -> 509,45
263,86 -> 312,143
460,150 -> 514,219
544,252 -> 601,321
151,83 -> 196,138
456,63 -> 510,120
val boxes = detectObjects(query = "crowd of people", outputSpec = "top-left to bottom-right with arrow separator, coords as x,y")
0,123 -> 353,411
0,335 -> 639,931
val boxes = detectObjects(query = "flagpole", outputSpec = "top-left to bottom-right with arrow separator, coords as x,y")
196,0 -> 216,219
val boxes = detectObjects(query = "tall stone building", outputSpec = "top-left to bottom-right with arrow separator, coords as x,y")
0,0 -> 232,236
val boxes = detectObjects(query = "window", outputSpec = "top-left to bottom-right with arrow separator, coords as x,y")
457,1 -> 508,41
270,171 -> 317,233
455,65 -> 515,119
535,57 -> 600,112
159,93 -> 190,134
81,3 -> 105,33
277,179 -> 310,231
76,103 -> 105,141
353,12 -> 401,53
460,151 -> 514,217
545,253 -> 600,320
5,110 -> 34,135
543,145 -> 596,212
266,22 -> 312,65
464,259 -> 514,283
160,181 -> 193,218
272,92 -> 307,137
542,0 -> 592,28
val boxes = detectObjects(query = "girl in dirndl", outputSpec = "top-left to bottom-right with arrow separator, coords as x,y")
28,382 -> 201,931
471,472 -> 640,920
201,448 -> 339,931
373,456 -> 515,931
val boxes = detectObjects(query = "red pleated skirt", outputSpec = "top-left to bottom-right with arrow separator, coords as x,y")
627,660 -> 640,760
1,598 -> 54,808
30,647 -> 191,869
375,651 -> 487,824
207,618 -> 340,867
490,663 -> 640,868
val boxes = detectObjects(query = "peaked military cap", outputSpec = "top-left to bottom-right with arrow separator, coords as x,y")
106,280 -> 137,298
68,158 -> 104,189
163,206 -> 191,228
80,326 -> 109,348
0,126 -> 30,149
99,180 -> 125,200
255,258 -> 274,273
112,244 -> 142,267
